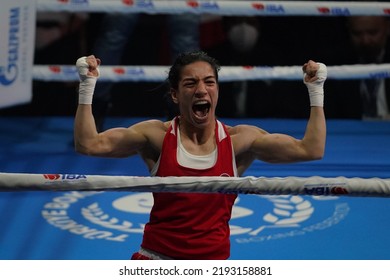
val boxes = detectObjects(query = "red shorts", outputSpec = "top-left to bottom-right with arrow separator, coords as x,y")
131,252 -> 152,260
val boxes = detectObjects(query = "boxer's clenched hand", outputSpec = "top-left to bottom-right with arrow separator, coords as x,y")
302,60 -> 327,107
76,55 -> 101,104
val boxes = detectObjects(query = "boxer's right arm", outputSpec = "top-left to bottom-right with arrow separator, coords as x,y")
76,55 -> 100,104
74,55 -> 101,153
73,55 -> 151,158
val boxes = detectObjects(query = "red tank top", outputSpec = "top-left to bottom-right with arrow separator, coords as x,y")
141,117 -> 238,259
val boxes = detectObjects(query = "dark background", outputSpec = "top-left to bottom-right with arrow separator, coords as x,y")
0,14 -> 379,119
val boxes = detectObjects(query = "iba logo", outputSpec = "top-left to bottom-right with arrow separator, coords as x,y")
41,192 -> 349,243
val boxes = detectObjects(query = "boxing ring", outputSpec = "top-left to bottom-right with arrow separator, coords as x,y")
1,117 -> 389,260
1,1 -> 390,261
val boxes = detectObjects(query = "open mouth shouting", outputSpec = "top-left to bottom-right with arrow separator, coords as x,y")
192,100 -> 211,121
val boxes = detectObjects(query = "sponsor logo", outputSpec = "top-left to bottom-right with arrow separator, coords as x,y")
41,192 -> 349,245
122,0 -> 154,8
43,174 -> 61,180
317,6 -> 350,16
43,174 -> 88,185
187,1 -> 219,10
122,0 -> 134,5
370,72 -> 390,79
57,0 -> 89,4
113,67 -> 145,76
0,8 -> 20,86
49,66 -> 61,74
304,185 -> 349,196
49,66 -> 77,75
113,68 -> 126,75
251,3 -> 285,14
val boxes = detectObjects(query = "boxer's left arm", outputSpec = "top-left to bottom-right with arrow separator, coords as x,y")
236,60 -> 327,163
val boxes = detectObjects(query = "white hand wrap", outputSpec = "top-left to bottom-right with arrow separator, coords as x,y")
76,56 -> 99,105
304,63 -> 327,107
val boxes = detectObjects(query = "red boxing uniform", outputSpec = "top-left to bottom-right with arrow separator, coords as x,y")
140,117 -> 238,259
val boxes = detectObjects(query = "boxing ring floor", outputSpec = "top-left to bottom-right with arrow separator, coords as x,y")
0,116 -> 389,260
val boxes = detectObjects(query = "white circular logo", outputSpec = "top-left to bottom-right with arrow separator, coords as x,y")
41,192 -> 349,244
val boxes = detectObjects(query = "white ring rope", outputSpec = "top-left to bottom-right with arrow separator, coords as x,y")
33,64 -> 390,82
37,0 -> 390,16
1,172 -> 390,197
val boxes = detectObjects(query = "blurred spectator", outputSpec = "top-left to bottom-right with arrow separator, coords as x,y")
217,16 -> 263,118
251,16 -> 345,119
203,16 -> 274,118
35,12 -> 88,64
203,15 -> 345,119
326,16 -> 390,120
91,13 -> 200,131
33,12 -> 88,116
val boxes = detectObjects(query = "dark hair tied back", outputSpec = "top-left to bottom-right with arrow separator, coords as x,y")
167,51 -> 221,90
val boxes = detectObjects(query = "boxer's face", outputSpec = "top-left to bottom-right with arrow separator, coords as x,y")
171,61 -> 219,128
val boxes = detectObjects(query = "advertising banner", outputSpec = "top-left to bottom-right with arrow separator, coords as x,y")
0,0 -> 36,109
